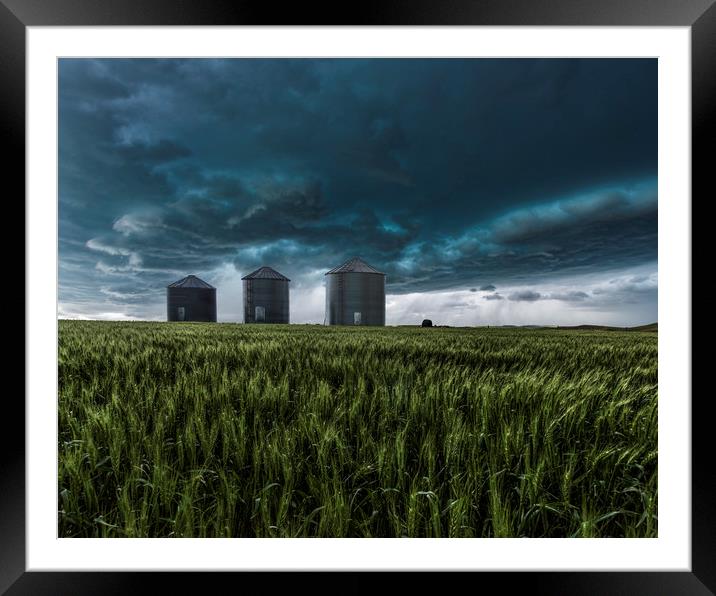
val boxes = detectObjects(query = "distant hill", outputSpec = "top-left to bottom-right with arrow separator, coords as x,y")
552,323 -> 657,332
403,323 -> 658,331
628,323 -> 658,332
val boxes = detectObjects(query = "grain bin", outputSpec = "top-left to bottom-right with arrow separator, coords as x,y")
166,275 -> 217,322
325,257 -> 385,326
242,266 -> 290,324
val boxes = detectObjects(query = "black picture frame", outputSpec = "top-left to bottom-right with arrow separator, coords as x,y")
7,1 -> 710,593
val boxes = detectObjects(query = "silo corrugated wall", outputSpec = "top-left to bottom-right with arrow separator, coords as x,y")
167,287 -> 217,322
326,272 -> 385,326
243,278 -> 290,324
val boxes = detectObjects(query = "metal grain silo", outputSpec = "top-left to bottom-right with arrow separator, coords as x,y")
242,266 -> 290,324
325,257 -> 385,326
166,275 -> 217,322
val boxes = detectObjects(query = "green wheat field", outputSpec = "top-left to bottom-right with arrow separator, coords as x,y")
58,320 -> 657,538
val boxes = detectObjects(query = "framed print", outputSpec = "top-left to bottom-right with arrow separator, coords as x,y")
8,0 -> 711,593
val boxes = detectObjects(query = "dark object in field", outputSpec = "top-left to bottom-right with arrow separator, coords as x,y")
421,319 -> 433,327
242,266 -> 290,324
167,275 -> 217,322
325,257 -> 386,326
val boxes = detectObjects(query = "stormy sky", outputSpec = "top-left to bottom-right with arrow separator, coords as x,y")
59,58 -> 657,326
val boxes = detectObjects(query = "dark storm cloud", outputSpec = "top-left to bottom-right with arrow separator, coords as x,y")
113,139 -> 193,165
58,58 -> 657,319
508,290 -> 542,302
549,291 -> 590,301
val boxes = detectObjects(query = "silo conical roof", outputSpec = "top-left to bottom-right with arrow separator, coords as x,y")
241,266 -> 290,281
167,274 -> 215,289
325,257 -> 384,275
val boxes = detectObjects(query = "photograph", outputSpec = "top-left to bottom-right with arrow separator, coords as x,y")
57,56 -> 659,539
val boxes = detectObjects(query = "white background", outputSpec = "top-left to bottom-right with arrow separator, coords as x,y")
27,26 -> 691,570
